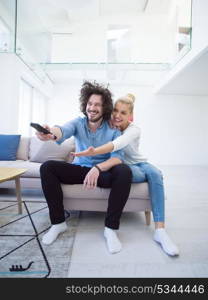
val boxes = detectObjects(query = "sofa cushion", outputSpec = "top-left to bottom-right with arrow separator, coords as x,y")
29,136 -> 75,163
16,136 -> 30,160
61,182 -> 149,200
0,134 -> 21,161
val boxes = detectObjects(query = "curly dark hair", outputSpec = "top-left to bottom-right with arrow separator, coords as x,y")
79,80 -> 113,120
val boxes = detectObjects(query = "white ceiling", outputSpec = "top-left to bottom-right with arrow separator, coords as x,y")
17,0 -> 172,32
155,48 -> 208,96
42,0 -> 171,18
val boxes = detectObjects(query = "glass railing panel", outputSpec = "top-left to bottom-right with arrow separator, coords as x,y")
41,62 -> 170,85
43,62 -> 170,71
49,0 -> 192,66
15,0 -> 52,81
50,15 -> 172,64
169,0 -> 192,66
0,0 -> 192,78
0,0 -> 16,53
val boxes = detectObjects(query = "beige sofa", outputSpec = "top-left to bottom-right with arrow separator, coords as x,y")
0,136 -> 151,224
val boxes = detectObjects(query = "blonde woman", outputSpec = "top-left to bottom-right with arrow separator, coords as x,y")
73,94 -> 179,256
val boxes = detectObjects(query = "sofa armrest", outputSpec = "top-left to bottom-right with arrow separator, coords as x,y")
16,137 -> 30,160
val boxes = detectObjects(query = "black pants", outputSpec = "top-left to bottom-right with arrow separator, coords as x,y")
40,160 -> 132,229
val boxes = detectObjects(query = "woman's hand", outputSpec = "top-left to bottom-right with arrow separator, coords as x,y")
108,118 -> 115,128
71,146 -> 96,157
83,167 -> 99,189
108,119 -> 121,130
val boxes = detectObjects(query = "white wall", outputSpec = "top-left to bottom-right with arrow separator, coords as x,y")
48,82 -> 208,166
117,86 -> 208,166
47,83 -> 81,125
0,53 -> 53,134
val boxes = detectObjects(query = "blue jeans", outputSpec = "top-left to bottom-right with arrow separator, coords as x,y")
128,162 -> 165,222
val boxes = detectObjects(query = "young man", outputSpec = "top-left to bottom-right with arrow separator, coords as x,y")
36,81 -> 132,254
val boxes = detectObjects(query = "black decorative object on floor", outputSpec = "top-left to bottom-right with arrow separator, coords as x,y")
9,261 -> 34,272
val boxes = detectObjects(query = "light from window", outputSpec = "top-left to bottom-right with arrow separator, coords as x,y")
18,79 -> 33,136
18,79 -> 48,136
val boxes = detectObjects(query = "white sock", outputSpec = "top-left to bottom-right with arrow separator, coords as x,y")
104,227 -> 122,254
42,222 -> 67,245
154,228 -> 179,256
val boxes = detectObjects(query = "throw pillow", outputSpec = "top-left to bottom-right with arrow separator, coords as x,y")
0,134 -> 21,161
29,136 -> 75,163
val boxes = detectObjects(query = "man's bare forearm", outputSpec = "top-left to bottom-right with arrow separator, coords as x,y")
50,127 -> 63,141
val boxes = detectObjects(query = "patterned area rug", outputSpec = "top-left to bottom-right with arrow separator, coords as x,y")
0,200 -> 79,278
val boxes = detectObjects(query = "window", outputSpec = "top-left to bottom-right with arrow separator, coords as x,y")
32,89 -> 48,128
18,79 -> 33,136
18,79 -> 48,136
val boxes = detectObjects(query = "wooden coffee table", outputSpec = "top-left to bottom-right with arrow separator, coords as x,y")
0,167 -> 27,214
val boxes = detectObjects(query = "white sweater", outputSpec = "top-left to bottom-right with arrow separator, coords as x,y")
112,122 -> 147,164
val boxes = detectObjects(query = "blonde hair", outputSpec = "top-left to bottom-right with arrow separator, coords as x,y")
115,93 -> 135,114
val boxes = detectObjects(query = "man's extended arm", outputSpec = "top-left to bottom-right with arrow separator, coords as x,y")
35,118 -> 78,143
